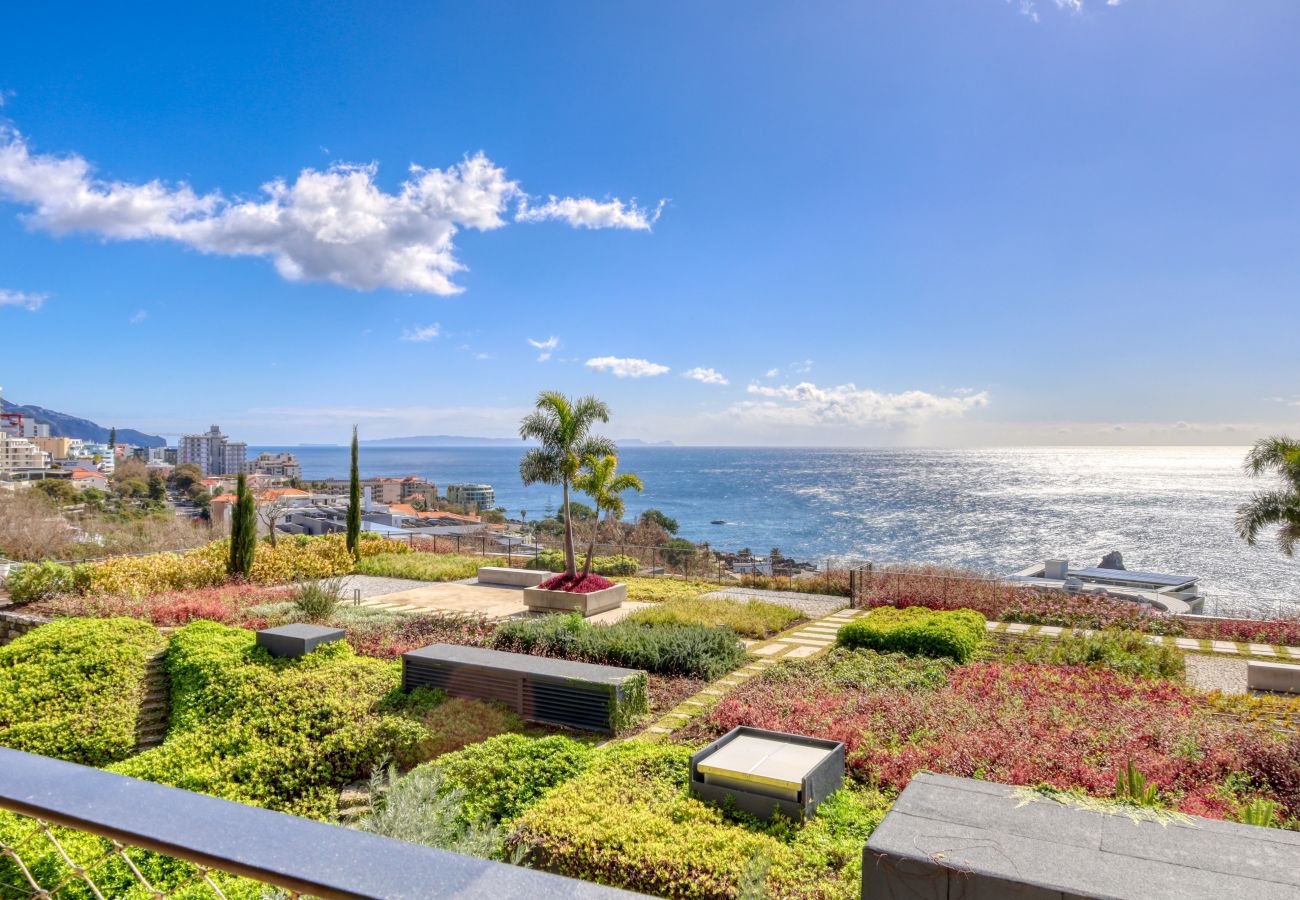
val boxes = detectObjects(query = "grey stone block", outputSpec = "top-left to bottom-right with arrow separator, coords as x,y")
863,772 -> 1300,900
256,624 -> 345,658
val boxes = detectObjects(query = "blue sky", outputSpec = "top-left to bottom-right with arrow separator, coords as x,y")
1,1 -> 1298,446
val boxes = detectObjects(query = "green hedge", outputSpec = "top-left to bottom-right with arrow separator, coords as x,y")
836,607 -> 986,662
527,549 -> 639,576
109,621 -> 426,819
491,613 -> 746,681
0,618 -> 165,765
510,740 -> 890,899
628,595 -> 801,638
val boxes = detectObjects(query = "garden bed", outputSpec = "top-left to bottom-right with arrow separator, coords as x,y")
685,647 -> 1298,824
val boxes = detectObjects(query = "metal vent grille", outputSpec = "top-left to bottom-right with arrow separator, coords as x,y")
523,680 -> 614,732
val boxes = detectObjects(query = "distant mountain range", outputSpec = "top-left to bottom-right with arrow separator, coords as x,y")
359,435 -> 675,447
0,399 -> 167,448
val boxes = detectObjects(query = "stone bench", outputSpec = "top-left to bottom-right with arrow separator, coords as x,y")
1248,660 -> 1300,694
477,566 -> 550,587
402,643 -> 645,733
863,772 -> 1300,899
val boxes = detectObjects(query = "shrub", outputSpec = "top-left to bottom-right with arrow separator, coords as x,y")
614,576 -> 722,603
0,618 -> 165,765
759,647 -> 951,694
403,696 -> 524,764
75,535 -> 357,596
736,570 -> 851,597
1003,629 -> 1185,679
527,549 -> 638,576
1181,617 -> 1300,647
510,741 -> 885,900
1243,735 -> 1300,819
26,583 -> 290,626
358,765 -> 504,859
356,533 -> 414,557
435,733 -> 597,824
629,596 -> 801,638
355,552 -> 500,582
536,572 -> 614,593
110,621 -> 423,818
292,577 -> 343,621
837,607 -> 985,662
5,560 -> 76,603
491,613 -> 747,680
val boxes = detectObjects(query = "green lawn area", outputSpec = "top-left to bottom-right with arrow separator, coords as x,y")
355,552 -> 504,582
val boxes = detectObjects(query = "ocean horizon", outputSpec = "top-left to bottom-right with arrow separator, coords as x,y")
250,443 -> 1300,617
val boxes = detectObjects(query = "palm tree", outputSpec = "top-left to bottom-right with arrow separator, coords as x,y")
1236,436 -> 1300,556
518,392 -> 616,577
573,454 -> 643,577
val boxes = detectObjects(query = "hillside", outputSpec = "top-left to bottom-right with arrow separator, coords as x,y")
0,399 -> 167,448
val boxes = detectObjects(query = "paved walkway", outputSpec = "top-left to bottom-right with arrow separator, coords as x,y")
987,620 -> 1300,661
352,579 -> 649,623
639,607 -> 869,738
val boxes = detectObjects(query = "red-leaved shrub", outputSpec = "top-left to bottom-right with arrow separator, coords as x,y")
537,572 -> 615,593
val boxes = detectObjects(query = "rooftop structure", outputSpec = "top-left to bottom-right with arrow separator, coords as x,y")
1007,556 -> 1203,614
252,451 -> 302,480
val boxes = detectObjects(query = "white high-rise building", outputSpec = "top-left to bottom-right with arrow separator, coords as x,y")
178,425 -> 249,476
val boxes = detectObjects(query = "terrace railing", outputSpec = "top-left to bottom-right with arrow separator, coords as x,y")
0,747 -> 633,899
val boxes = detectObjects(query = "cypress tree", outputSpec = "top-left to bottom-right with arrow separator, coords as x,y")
228,472 -> 257,577
107,426 -> 116,450
346,425 -> 361,558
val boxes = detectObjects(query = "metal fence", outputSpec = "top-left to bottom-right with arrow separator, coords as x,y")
0,747 -> 631,899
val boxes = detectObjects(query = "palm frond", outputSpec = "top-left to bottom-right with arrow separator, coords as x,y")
1243,436 -> 1300,487
1235,489 -> 1300,545
519,448 -> 563,486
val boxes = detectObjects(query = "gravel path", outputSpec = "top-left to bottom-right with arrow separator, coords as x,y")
335,574 -> 434,599
701,587 -> 849,618
1184,654 -> 1249,694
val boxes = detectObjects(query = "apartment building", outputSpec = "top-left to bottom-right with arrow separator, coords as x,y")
253,452 -> 302,480
446,483 -> 495,509
0,431 -> 51,474
178,425 -> 249,476
309,475 -> 437,506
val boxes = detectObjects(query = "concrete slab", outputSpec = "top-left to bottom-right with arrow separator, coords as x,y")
784,645 -> 820,658
865,772 -> 1300,900
753,643 -> 791,656
1211,640 -> 1241,654
365,581 -> 649,622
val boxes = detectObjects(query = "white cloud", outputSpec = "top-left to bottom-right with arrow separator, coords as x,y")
129,309 -> 147,324
0,288 -> 46,311
731,381 -> 989,427
527,335 -> 559,362
585,356 -> 671,378
516,196 -> 663,230
764,367 -> 781,379
0,124 -> 659,294
400,323 -> 441,343
791,359 -> 813,374
1010,0 -> 1118,20
683,367 -> 729,386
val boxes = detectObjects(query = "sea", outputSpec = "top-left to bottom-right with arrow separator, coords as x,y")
250,444 -> 1300,619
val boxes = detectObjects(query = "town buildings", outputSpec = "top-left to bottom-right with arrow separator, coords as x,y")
252,452 -> 302,480
0,431 -> 51,475
308,475 -> 437,507
178,425 -> 248,476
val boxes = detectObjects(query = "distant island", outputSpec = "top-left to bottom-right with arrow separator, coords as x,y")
358,435 -> 675,447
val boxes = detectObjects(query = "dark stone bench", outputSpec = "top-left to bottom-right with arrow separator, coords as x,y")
256,624 -> 345,659
863,772 -> 1300,900
402,643 -> 646,733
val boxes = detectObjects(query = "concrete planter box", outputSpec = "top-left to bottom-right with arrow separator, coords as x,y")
477,566 -> 550,587
1248,660 -> 1300,694
523,582 -> 627,617
690,726 -> 845,821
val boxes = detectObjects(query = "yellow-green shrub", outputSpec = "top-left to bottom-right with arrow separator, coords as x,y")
614,577 -> 723,604
628,596 -> 802,638
837,607 -> 986,663
510,741 -> 888,899
0,618 -> 165,765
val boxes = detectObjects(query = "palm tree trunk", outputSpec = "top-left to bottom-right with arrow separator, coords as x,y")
582,515 -> 597,578
562,480 -> 577,577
